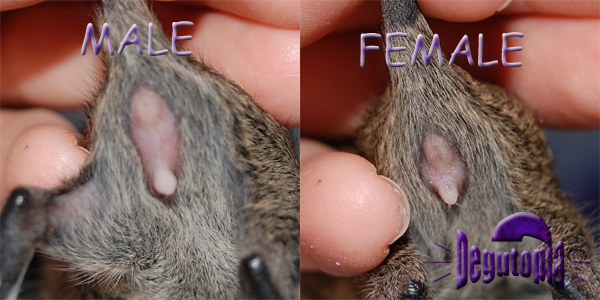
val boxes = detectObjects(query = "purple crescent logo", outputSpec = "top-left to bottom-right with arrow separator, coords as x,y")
444,212 -> 568,289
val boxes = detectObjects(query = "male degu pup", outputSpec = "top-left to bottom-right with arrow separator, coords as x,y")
0,0 -> 299,299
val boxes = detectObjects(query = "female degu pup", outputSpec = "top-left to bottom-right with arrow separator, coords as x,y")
354,0 -> 599,298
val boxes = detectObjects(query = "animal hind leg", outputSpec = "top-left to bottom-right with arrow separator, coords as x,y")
358,236 -> 433,300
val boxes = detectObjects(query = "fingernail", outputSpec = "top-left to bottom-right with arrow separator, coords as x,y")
379,175 -> 410,245
77,146 -> 90,154
497,0 -> 512,12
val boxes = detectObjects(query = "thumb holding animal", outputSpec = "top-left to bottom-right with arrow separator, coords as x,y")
1,110 -> 88,206
300,138 -> 410,277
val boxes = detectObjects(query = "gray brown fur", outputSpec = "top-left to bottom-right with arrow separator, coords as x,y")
354,0 -> 599,298
0,0 -> 298,299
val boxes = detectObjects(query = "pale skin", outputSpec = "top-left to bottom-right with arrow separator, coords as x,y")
1,0 -> 598,282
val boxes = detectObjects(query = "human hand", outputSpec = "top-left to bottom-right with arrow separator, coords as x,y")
0,0 -> 299,204
300,0 -> 599,277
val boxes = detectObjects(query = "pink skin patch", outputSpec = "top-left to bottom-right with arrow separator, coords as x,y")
421,132 -> 465,206
131,86 -> 180,197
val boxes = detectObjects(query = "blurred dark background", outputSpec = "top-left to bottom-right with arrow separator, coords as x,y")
544,129 -> 600,243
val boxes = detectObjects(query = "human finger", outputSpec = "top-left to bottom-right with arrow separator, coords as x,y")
419,0 -> 600,22
300,138 -> 410,276
1,1 -> 299,126
1,109 -> 88,206
302,15 -> 599,138
183,0 -> 299,29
